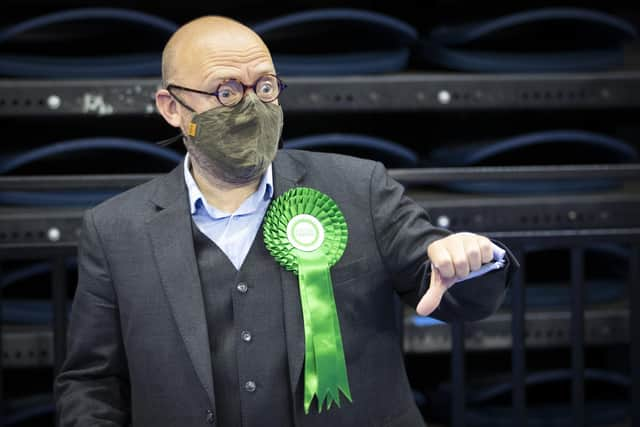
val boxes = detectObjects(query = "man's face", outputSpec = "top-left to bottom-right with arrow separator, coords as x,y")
169,32 -> 277,134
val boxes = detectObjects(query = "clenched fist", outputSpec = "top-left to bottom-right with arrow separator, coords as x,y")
416,232 -> 494,316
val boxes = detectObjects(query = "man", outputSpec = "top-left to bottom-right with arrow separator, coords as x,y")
55,16 -> 517,427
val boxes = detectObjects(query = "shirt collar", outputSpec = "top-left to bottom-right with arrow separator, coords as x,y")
183,153 -> 274,218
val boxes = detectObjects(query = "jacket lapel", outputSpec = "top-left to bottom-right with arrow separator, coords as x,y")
272,151 -> 308,402
145,163 -> 215,408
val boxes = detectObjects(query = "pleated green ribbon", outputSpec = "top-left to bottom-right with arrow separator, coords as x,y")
263,187 -> 352,414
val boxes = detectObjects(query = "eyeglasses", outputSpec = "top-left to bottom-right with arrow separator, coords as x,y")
166,74 -> 287,111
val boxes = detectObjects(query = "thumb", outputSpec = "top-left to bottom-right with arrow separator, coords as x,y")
416,267 -> 451,316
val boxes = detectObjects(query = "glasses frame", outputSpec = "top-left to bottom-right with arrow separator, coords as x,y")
166,74 -> 287,111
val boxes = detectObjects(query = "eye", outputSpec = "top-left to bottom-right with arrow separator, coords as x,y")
217,80 -> 242,100
258,81 -> 274,94
219,88 -> 233,99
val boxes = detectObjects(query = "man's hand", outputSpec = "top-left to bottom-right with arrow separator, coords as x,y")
416,233 -> 494,316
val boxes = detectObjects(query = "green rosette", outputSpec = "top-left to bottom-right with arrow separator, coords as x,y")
263,187 -> 351,414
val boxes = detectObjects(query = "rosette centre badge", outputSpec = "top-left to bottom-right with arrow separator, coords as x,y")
287,214 -> 325,252
263,187 -> 351,414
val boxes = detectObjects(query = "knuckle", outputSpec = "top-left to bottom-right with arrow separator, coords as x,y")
483,246 -> 494,260
427,240 -> 443,256
479,237 -> 492,249
453,257 -> 468,272
435,261 -> 455,278
468,248 -> 481,261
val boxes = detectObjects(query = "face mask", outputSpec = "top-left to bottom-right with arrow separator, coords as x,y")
184,92 -> 283,184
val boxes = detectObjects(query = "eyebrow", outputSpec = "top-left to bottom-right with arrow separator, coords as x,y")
204,66 -> 276,88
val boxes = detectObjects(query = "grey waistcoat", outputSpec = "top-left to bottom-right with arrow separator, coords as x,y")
191,220 -> 294,427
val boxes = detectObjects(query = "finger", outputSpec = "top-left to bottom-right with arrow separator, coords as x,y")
478,236 -> 494,264
448,237 -> 470,279
463,237 -> 482,271
427,242 -> 455,280
416,268 -> 447,316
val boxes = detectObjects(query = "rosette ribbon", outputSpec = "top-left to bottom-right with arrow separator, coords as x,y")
263,187 -> 352,414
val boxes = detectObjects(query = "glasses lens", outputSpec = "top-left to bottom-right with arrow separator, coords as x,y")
217,80 -> 244,106
255,75 -> 280,102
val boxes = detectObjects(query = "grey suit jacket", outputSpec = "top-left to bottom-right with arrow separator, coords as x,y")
54,149 -> 516,426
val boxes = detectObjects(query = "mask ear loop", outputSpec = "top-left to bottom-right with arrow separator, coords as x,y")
155,133 -> 183,147
156,86 -> 198,147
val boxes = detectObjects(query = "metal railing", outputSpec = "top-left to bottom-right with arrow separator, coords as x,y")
447,230 -> 639,427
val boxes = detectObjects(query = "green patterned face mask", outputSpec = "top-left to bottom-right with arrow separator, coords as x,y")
185,92 -> 283,184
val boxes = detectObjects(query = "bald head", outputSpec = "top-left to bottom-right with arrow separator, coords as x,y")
156,16 -> 277,134
161,16 -> 272,88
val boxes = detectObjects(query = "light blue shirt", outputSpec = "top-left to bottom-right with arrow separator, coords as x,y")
184,154 -> 273,270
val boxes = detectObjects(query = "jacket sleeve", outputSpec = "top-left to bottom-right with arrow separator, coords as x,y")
369,161 -> 519,322
54,209 -> 131,426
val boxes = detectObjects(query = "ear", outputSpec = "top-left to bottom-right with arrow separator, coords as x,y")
155,89 -> 182,128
